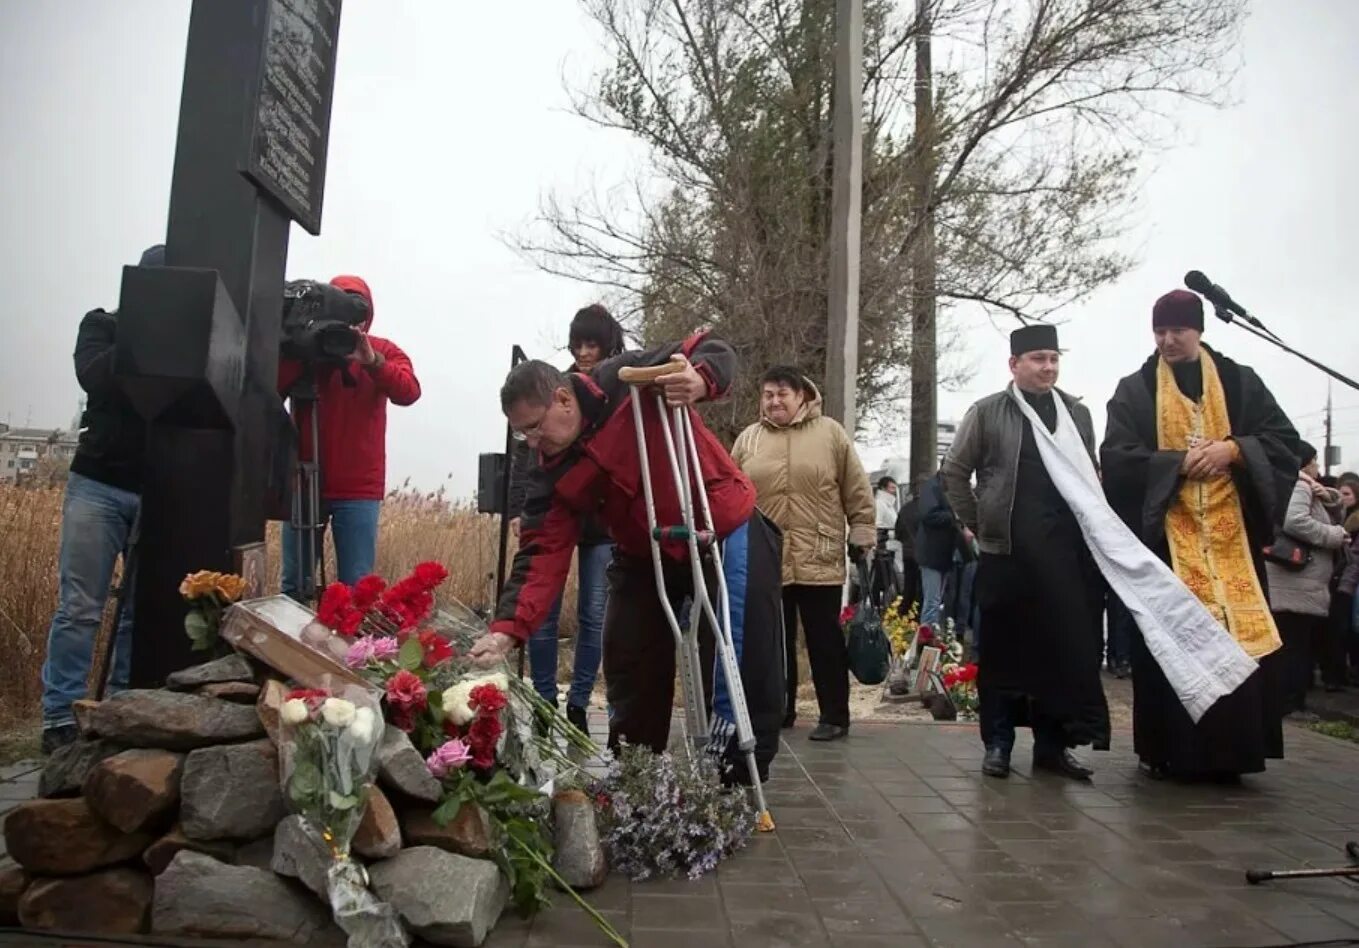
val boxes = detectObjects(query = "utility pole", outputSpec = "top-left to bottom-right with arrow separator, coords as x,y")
825,0 -> 864,432
908,0 -> 938,482
1324,384 -> 1334,477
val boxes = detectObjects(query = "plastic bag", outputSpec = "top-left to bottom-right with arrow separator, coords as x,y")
846,562 -> 891,685
278,678 -> 408,948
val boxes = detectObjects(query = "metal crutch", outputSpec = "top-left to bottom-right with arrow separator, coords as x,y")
618,357 -> 775,832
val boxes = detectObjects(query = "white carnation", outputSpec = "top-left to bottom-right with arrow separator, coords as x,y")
321,697 -> 356,728
281,699 -> 310,726
349,706 -> 377,745
443,682 -> 475,726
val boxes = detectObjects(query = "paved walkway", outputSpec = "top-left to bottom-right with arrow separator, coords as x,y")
2,722 -> 1357,947
501,720 -> 1359,948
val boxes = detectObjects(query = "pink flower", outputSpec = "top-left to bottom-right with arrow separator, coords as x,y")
344,638 -> 377,669
426,738 -> 473,779
370,637 -> 400,661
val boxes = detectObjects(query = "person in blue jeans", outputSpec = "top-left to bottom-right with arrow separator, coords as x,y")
41,245 -> 161,754
915,472 -> 968,631
505,304 -> 625,732
277,276 -> 421,598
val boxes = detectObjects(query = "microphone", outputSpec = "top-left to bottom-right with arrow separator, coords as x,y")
1184,270 -> 1249,319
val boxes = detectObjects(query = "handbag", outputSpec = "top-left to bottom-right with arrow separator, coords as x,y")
1262,531 -> 1312,571
845,560 -> 891,685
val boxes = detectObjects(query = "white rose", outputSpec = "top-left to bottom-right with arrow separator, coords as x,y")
281,699 -> 310,726
480,673 -> 509,693
321,697 -> 357,728
349,706 -> 377,745
443,682 -> 475,727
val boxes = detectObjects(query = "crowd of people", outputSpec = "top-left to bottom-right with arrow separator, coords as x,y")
41,251 -> 1359,790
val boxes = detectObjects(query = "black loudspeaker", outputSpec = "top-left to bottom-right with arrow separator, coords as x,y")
477,452 -> 507,514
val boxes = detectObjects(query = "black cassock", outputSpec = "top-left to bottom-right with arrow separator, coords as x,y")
977,392 -> 1110,751
1100,347 -> 1300,777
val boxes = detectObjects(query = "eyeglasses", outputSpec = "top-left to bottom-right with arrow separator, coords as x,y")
511,411 -> 548,443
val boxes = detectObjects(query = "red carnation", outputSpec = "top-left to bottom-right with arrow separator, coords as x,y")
352,574 -> 387,610
385,669 -> 428,713
917,625 -> 935,645
839,604 -> 857,626
468,683 -> 508,714
316,583 -> 352,628
468,712 -> 503,751
959,664 -> 978,683
338,609 -> 365,638
412,561 -> 449,591
286,688 -> 329,704
418,629 -> 455,668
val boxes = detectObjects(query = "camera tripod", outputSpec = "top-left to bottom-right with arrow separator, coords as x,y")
286,367 -> 328,604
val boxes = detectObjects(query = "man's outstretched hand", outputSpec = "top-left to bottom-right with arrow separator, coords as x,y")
655,355 -> 708,407
468,631 -> 517,668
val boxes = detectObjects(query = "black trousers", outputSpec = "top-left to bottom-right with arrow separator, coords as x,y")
782,584 -> 850,727
1274,610 -> 1328,711
1324,592 -> 1352,687
978,688 -> 1067,757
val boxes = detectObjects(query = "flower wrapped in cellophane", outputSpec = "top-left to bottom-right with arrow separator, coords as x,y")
279,681 -> 408,948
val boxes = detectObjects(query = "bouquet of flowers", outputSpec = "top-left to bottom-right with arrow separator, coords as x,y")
279,683 -> 407,948
882,597 -> 919,693
180,570 -> 249,653
940,663 -> 980,720
312,564 -> 614,940
591,744 -> 755,882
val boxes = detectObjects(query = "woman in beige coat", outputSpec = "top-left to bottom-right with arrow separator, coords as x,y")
732,366 -> 877,740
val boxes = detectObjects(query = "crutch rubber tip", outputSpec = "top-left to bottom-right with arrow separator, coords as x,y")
756,811 -> 776,833
1245,869 -> 1271,885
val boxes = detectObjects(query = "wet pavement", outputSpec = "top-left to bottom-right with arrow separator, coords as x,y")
500,719 -> 1359,948
2,722 -> 1357,947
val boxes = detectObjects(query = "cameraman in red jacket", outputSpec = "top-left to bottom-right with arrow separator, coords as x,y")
278,275 -> 420,599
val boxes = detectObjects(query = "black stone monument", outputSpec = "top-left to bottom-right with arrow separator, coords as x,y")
115,0 -> 345,687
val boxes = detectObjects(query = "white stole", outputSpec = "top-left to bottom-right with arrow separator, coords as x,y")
1006,385 -> 1257,722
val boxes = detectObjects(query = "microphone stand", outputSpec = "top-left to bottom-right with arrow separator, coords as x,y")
1213,305 -> 1359,393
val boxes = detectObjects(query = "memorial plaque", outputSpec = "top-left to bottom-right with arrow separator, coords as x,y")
244,0 -> 343,235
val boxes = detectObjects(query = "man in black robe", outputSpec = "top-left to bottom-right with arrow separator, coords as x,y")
1101,290 -> 1300,780
941,325 -> 1110,780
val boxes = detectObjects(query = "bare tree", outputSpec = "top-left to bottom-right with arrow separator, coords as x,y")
512,0 -> 1244,442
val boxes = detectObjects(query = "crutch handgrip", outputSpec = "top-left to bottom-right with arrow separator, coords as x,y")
619,355 -> 688,385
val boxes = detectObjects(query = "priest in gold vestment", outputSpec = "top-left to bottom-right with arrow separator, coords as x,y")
1101,290 -> 1301,780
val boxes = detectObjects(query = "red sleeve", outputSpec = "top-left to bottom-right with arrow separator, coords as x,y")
277,358 -> 304,396
369,338 -> 421,406
489,501 -> 581,641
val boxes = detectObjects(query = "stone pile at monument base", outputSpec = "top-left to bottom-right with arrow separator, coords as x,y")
0,653 -> 603,947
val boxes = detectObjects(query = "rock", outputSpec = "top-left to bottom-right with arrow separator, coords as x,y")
199,680 -> 261,704
0,866 -> 29,926
271,814 -> 331,900
4,798 -> 153,875
402,804 -> 493,858
84,748 -> 184,834
72,698 -> 101,736
369,846 -> 507,948
165,653 -> 255,690
38,738 -> 126,798
18,867 -> 153,934
551,788 -> 608,890
152,850 -> 340,945
90,690 -> 263,751
234,835 -> 276,871
257,677 -> 288,743
353,785 -> 402,860
142,823 -> 236,876
376,724 -> 442,803
181,739 -> 285,841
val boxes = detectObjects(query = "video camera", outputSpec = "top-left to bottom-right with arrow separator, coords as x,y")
280,279 -> 370,364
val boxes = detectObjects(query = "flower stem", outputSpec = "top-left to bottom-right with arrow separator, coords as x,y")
508,834 -> 627,948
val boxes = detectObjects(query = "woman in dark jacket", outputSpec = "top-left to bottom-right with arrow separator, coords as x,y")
507,304 -> 625,730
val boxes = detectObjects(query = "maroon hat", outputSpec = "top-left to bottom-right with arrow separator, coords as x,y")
1153,290 -> 1204,332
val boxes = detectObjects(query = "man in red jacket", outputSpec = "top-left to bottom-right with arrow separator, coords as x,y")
469,334 -> 785,783
278,275 -> 420,599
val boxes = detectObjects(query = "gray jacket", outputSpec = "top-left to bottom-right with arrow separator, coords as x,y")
1265,479 -> 1346,617
939,386 -> 1097,556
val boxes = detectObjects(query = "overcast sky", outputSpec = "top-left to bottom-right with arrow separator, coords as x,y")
3,1 -> 1357,497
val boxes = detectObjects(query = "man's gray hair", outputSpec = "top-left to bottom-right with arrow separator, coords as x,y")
500,360 -> 567,414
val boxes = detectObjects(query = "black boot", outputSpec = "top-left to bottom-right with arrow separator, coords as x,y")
566,703 -> 590,734
808,723 -> 849,742
1034,749 -> 1093,781
982,746 -> 1011,778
